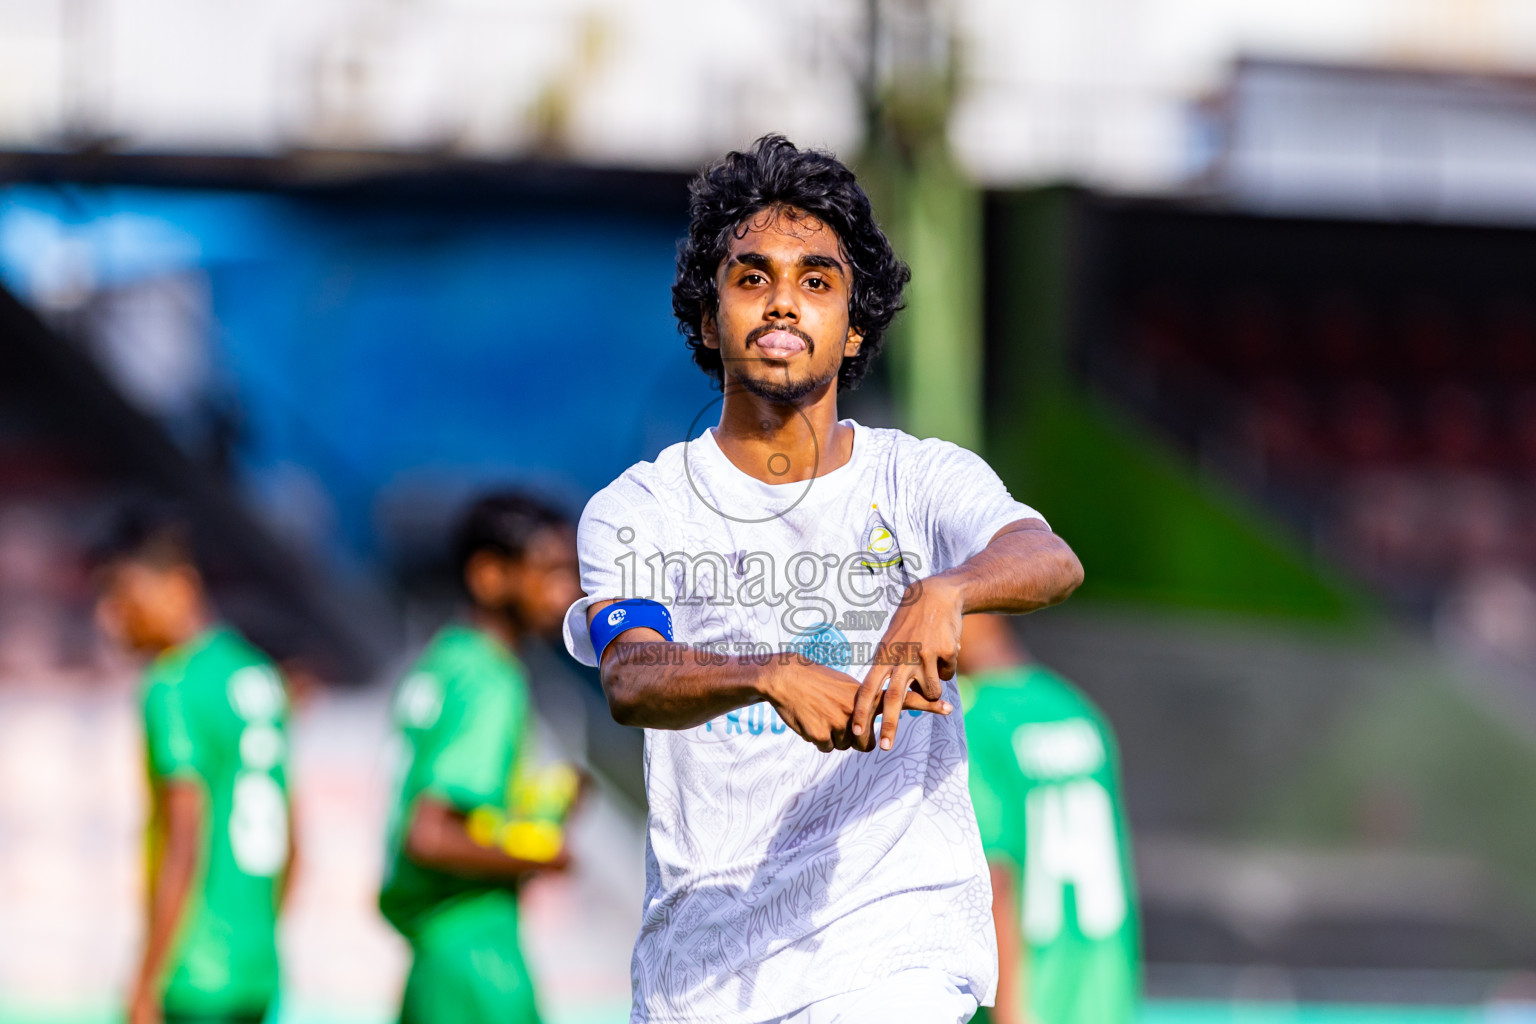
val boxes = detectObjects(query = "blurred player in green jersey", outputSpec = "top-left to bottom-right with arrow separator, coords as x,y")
380,492 -> 583,1024
95,510 -> 295,1024
960,614 -> 1140,1024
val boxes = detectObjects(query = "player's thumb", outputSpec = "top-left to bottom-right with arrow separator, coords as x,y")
899,688 -> 952,715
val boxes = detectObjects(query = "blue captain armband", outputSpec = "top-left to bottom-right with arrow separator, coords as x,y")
591,599 -> 673,664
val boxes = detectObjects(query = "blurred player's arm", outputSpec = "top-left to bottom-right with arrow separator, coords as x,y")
404,795 -> 568,878
586,600 -> 950,753
129,781 -> 203,1024
853,520 -> 1083,751
405,664 -> 568,879
279,793 -> 299,909
990,860 -> 1028,1024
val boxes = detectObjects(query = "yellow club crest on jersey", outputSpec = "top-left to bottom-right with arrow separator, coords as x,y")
859,504 -> 904,570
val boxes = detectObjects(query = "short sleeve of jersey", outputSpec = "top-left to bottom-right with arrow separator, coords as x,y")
907,438 -> 1047,573
563,474 -> 667,666
421,667 -> 523,809
144,679 -> 199,780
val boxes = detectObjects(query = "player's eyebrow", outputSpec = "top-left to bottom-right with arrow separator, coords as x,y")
726,251 -> 847,277
728,252 -> 774,271
797,253 -> 845,275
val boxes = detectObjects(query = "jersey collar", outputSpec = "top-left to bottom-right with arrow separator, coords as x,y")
694,418 -> 866,513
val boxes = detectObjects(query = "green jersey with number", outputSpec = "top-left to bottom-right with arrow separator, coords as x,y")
141,626 -> 291,1016
965,665 -> 1139,1024
380,624 -> 533,940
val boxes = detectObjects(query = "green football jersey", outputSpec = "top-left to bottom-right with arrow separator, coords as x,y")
141,625 -> 291,1017
379,624 -> 533,940
964,665 -> 1140,1024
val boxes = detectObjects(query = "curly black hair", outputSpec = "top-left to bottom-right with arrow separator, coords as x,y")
672,135 -> 910,391
91,499 -> 197,571
452,490 -> 569,583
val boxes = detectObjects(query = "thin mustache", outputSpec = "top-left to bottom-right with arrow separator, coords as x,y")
746,323 -> 814,349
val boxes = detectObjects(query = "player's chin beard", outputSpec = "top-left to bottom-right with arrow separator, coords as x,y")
737,359 -> 840,405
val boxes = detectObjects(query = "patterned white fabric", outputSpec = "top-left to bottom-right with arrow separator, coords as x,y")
764,969 -> 978,1024
564,420 -> 1044,1024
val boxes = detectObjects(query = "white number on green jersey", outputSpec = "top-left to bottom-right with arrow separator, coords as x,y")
226,664 -> 290,877
228,666 -> 287,722
230,771 -> 288,877
1023,779 -> 1127,943
394,672 -> 444,730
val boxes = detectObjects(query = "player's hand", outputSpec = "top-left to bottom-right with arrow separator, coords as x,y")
765,656 -> 949,753
851,576 -> 964,752
569,767 -> 595,816
504,845 -> 572,893
127,983 -> 162,1024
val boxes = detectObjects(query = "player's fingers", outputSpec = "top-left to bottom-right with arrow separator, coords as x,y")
831,721 -> 855,751
916,648 -> 944,701
878,667 -> 914,750
937,644 -> 958,682
851,665 -> 889,744
863,660 -> 911,752
852,711 -> 876,752
795,717 -> 834,753
853,679 -> 882,752
899,690 -> 953,714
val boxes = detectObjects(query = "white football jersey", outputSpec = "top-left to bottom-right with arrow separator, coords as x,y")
564,420 -> 1045,1024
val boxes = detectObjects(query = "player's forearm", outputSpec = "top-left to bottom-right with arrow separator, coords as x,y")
137,787 -> 201,996
990,861 -> 1026,1024
138,856 -> 196,992
278,800 -> 298,909
601,642 -> 788,729
930,520 -> 1083,615
405,798 -> 559,880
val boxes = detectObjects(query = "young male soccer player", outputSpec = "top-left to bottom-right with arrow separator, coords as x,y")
380,492 -> 583,1024
959,614 -> 1139,1024
562,135 -> 1085,1023
95,511 -> 294,1024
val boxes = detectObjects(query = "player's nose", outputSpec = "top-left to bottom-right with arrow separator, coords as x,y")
765,278 -> 799,319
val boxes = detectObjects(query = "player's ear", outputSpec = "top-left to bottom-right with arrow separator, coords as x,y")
170,564 -> 204,602
843,326 -> 864,358
94,590 -> 124,644
464,550 -> 510,607
701,311 -> 720,351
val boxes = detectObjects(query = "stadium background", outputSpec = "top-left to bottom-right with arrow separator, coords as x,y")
3,2 -> 1536,1022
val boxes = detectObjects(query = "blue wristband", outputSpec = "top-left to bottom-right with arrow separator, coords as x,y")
590,599 -> 673,664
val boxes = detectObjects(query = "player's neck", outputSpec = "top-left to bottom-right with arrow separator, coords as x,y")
471,607 -> 523,654
713,381 -> 853,484
156,606 -> 214,654
970,658 -> 1030,678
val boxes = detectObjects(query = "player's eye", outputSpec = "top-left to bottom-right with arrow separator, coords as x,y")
805,276 -> 827,290
740,272 -> 766,286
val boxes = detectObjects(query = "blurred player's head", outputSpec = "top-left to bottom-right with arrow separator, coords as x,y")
93,505 -> 208,655
957,613 -> 1030,677
454,492 -> 579,639
673,134 -> 909,402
